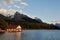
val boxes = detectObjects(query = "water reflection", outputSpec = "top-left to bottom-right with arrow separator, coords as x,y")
15,32 -> 21,40
0,32 -> 21,40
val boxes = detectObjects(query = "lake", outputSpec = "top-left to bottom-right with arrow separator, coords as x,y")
0,30 -> 60,40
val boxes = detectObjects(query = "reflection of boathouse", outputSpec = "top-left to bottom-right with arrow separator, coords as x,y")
6,25 -> 22,32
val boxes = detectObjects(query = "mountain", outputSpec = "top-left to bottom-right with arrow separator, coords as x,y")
55,23 -> 60,28
34,17 -> 43,23
0,14 -> 9,20
0,11 -> 43,23
12,12 -> 43,23
0,12 -> 43,23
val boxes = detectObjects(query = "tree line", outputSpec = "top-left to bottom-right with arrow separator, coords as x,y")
0,18 -> 59,30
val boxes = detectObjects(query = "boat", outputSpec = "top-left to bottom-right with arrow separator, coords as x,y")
0,28 -> 5,33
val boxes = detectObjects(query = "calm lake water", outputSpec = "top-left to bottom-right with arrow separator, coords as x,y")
0,30 -> 60,40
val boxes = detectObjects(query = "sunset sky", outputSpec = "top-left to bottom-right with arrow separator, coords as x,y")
0,0 -> 60,24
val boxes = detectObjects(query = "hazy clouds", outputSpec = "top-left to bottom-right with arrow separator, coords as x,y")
0,9 -> 16,16
0,0 -> 28,8
51,20 -> 60,23
0,0 -> 28,16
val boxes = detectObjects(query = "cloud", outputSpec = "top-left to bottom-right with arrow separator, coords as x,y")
0,9 -> 8,16
0,8 -> 16,16
8,9 -> 16,13
0,0 -> 28,6
2,1 -> 7,5
0,9 -> 7,13
21,2 -> 28,6
5,0 -> 14,4
15,0 -> 22,1
0,0 -> 28,9
51,20 -> 60,22
8,9 -> 16,15
0,6 -> 3,9
14,5 -> 21,8
0,0 -> 14,4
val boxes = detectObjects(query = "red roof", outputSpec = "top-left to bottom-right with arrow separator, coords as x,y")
6,25 -> 18,29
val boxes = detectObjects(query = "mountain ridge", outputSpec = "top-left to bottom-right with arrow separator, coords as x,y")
0,11 -> 43,23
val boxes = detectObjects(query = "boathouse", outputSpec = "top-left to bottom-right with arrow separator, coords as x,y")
6,25 -> 22,32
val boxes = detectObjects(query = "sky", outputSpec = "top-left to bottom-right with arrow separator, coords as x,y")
0,0 -> 60,24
